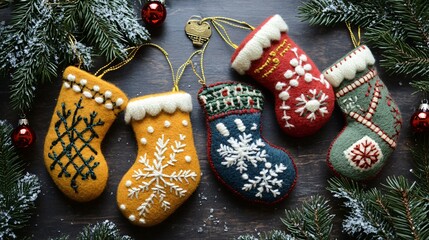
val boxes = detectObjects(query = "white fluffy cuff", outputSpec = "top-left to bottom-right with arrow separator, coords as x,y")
323,45 -> 376,88
231,14 -> 288,75
125,92 -> 193,123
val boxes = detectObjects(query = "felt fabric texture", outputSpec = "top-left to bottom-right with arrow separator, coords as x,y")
44,66 -> 128,202
198,82 -> 297,204
231,14 -> 335,137
117,91 -> 201,227
323,45 -> 402,181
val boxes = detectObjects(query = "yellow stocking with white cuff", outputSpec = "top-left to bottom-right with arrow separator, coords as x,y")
44,66 -> 128,202
117,91 -> 201,226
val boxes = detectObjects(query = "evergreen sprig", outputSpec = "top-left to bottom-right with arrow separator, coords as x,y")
0,120 -> 41,239
298,0 -> 429,87
0,0 -> 149,112
51,220 -> 133,240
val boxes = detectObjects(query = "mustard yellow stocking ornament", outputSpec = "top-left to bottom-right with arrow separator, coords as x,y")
44,66 -> 128,202
116,44 -> 201,226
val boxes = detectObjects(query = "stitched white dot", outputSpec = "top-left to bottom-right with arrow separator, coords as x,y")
93,85 -> 100,92
295,66 -> 305,76
303,64 -> 312,71
279,91 -> 290,101
275,82 -> 285,91
182,120 -> 188,126
185,156 -> 191,163
289,79 -> 299,87
265,162 -> 272,169
304,73 -> 313,82
120,204 -> 126,210
284,70 -> 293,79
139,218 -> 146,224
290,58 -> 299,67
140,138 -> 147,145
147,126 -> 154,133
242,173 -> 249,180
67,74 -> 76,81
300,54 -> 308,62
129,215 -> 136,221
105,102 -> 113,109
72,85 -> 81,92
116,98 -> 124,106
63,82 -> 71,88
125,180 -> 132,187
95,97 -> 104,104
164,120 -> 171,128
104,90 -> 112,99
83,91 -> 93,98
80,79 -> 87,86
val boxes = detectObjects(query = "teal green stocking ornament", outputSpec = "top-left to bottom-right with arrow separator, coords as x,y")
323,45 -> 402,180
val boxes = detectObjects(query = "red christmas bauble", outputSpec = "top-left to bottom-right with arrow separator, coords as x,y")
11,118 -> 36,148
141,1 -> 167,27
410,100 -> 429,132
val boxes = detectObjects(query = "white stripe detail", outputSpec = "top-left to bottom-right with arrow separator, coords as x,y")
216,123 -> 230,137
234,119 -> 246,132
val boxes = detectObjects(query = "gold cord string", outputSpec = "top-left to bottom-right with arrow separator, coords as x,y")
68,34 -> 83,68
176,40 -> 210,87
201,16 -> 254,50
346,22 -> 361,48
93,43 -> 176,90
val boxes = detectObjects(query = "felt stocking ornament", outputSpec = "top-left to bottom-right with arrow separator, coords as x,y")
198,82 -> 297,204
117,91 -> 201,226
231,14 -> 335,137
44,66 -> 128,202
323,45 -> 402,181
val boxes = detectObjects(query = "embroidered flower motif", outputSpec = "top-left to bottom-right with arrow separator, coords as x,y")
128,134 -> 198,221
344,136 -> 383,170
295,89 -> 329,121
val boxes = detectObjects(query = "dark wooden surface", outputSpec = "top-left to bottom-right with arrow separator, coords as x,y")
0,1 -> 418,239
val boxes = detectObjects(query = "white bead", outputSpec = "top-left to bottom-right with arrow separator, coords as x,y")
140,138 -> 147,145
182,120 -> 188,126
279,91 -> 290,101
63,82 -> 71,88
72,85 -> 81,92
275,82 -> 285,91
104,90 -> 112,98
147,126 -> 154,133
164,120 -> 171,128
303,64 -> 312,71
284,70 -> 294,79
185,156 -> 192,162
304,73 -> 313,82
289,79 -> 299,87
290,58 -> 299,67
120,204 -> 126,210
116,98 -> 124,106
93,85 -> 100,92
83,91 -> 93,98
300,54 -> 308,62
67,74 -> 76,81
125,180 -> 132,187
80,79 -> 87,86
242,173 -> 249,180
295,66 -> 305,76
105,102 -> 113,109
265,162 -> 272,169
129,215 -> 136,221
95,96 -> 104,104
139,218 -> 146,224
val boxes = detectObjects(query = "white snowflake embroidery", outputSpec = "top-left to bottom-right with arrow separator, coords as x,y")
128,134 -> 198,219
295,89 -> 329,121
217,132 -> 268,173
242,163 -> 287,198
344,136 -> 383,171
342,96 -> 364,114
216,120 -> 287,198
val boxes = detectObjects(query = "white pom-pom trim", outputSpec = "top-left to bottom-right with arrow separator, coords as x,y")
124,92 -> 193,124
323,45 -> 375,87
231,14 -> 289,75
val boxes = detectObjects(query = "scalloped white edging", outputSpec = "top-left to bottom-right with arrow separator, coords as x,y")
231,14 -> 288,75
323,45 -> 376,88
125,92 -> 193,123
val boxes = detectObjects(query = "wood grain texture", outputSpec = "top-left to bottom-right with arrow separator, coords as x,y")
0,0 -> 417,239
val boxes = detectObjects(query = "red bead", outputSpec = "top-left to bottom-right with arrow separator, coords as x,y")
11,119 -> 36,148
410,100 -> 429,133
141,1 -> 167,27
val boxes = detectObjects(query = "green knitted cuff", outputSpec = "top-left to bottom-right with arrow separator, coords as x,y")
198,82 -> 264,117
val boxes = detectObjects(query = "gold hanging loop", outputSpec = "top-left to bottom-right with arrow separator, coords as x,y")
346,22 -> 361,48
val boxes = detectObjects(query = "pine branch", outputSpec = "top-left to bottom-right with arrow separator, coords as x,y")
0,120 -> 41,239
51,220 -> 133,240
236,230 -> 294,240
410,133 -> 429,192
